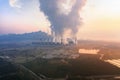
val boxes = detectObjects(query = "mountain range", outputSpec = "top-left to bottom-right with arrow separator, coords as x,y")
0,31 -> 52,42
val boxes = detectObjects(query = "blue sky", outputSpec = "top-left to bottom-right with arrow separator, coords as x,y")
0,0 -> 50,34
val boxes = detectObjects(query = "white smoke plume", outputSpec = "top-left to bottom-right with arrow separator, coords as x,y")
39,0 -> 86,37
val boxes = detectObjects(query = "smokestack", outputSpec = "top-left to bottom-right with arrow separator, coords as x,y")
74,37 -> 77,44
60,36 -> 63,44
51,26 -> 56,43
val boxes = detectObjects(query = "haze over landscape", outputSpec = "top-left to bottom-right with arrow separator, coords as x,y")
1,0 -> 120,80
0,0 -> 120,42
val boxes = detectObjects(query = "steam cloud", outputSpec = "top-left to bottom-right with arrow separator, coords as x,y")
39,0 -> 86,37
9,0 -> 21,8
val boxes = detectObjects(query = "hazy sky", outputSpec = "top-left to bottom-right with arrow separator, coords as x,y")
78,0 -> 120,42
0,0 -> 120,42
0,0 -> 50,34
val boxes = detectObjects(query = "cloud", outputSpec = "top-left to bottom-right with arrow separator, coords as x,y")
9,0 -> 21,8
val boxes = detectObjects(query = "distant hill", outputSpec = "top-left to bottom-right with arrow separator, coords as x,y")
0,31 -> 52,42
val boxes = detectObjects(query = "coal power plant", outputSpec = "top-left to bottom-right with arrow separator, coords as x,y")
0,30 -> 78,47
32,30 -> 78,46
